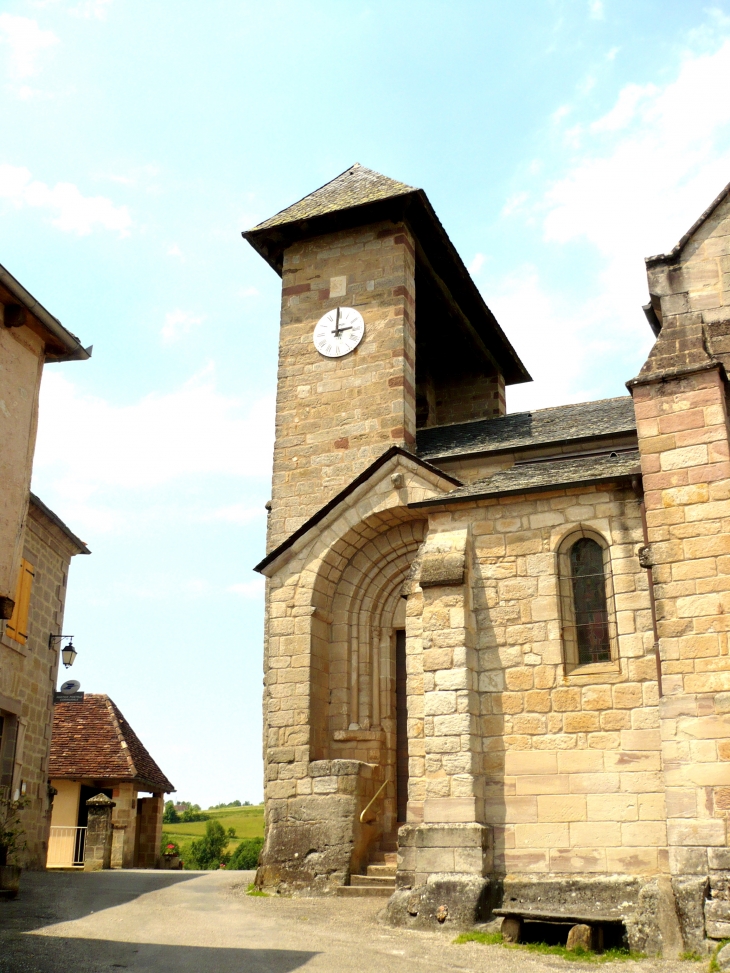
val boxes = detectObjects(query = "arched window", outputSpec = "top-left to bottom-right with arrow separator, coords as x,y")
558,531 -> 616,669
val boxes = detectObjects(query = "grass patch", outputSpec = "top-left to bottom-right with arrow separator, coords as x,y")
453,931 -> 503,945
680,952 -> 704,962
710,939 -> 730,972
246,882 -> 268,897
517,943 -> 643,964
453,932 -> 644,964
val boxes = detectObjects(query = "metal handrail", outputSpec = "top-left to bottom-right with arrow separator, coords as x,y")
359,779 -> 388,824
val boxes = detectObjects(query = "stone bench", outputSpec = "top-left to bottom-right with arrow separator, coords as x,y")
493,907 -> 621,950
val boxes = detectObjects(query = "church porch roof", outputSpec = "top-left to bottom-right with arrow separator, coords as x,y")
410,448 -> 641,508
416,395 -> 637,461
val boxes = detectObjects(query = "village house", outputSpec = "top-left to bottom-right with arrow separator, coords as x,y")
0,266 -> 90,869
47,694 -> 174,869
244,165 -> 730,955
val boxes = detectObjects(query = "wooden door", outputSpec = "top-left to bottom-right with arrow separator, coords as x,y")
395,629 -> 409,824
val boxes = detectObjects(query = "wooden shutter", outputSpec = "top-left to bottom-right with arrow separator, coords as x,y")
5,560 -> 35,645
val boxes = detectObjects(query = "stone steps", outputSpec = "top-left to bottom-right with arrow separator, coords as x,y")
335,850 -> 398,897
335,884 -> 393,898
366,863 -> 396,878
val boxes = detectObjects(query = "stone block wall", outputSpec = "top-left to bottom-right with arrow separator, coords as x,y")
257,758 -> 379,892
110,781 -> 137,867
136,795 -> 163,868
417,372 -> 505,428
632,366 -> 730,935
405,484 -> 662,878
0,322 -> 43,610
268,221 -> 416,550
0,503 -> 79,868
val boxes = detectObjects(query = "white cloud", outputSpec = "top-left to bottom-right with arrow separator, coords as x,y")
0,13 -> 58,79
227,579 -> 265,599
69,0 -> 113,19
167,244 -> 184,259
34,369 -> 275,505
468,253 -> 486,275
498,30 -> 730,413
0,163 -> 132,235
161,309 -> 205,344
589,82 -> 657,133
589,0 -> 604,20
238,286 -> 259,298
204,504 -> 264,526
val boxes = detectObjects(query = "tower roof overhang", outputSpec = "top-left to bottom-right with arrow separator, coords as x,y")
243,165 -> 531,387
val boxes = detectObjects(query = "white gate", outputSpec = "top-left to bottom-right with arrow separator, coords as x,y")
47,826 -> 86,867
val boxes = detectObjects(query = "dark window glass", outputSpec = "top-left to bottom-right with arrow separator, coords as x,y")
570,538 -> 611,664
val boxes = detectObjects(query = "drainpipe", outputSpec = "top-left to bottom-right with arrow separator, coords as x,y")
632,475 -> 662,697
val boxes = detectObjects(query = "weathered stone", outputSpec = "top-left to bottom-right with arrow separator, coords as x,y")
501,916 -> 522,943
672,877 -> 707,956
566,924 -> 592,951
384,875 -> 494,930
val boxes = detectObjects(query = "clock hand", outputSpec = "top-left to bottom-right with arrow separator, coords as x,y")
330,325 -> 353,334
334,307 -> 341,337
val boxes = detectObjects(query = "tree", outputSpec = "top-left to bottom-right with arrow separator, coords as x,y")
228,837 -> 264,870
187,820 -> 229,869
162,801 -> 179,824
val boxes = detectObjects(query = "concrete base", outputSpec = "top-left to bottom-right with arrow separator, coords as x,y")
384,874 -> 495,930
395,823 -> 492,888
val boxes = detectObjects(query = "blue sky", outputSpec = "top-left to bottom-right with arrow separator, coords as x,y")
2,0 -> 730,806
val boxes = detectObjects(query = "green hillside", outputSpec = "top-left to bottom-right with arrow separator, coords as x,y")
162,805 -> 264,858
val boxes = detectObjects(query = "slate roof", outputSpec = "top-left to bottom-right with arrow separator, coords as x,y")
49,694 -> 174,793
242,164 -> 530,385
250,164 -> 415,231
410,449 -> 641,508
417,396 -> 637,461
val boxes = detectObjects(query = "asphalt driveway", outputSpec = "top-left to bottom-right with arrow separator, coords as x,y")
0,869 -> 705,973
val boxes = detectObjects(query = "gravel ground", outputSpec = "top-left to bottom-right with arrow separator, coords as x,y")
0,869 -> 709,973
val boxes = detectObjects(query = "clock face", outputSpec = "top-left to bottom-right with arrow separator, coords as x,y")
313,307 -> 364,358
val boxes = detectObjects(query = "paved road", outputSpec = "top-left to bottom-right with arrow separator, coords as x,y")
0,870 -> 701,972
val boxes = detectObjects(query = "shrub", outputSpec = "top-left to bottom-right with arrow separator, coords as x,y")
187,820 -> 229,869
180,808 -> 209,823
227,837 -> 264,870
162,801 -> 179,824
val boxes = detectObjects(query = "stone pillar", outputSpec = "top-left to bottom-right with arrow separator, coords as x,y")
632,361 -> 730,951
392,526 -> 493,923
83,794 -> 116,871
111,782 -> 137,867
136,795 -> 163,868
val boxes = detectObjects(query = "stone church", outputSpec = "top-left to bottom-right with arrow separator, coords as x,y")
245,164 -> 730,954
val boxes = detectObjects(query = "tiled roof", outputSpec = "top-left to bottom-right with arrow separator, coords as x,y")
249,163 -> 416,232
49,694 -> 174,793
410,449 -> 641,508
417,396 -> 637,461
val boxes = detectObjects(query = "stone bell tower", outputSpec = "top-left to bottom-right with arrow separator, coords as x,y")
244,164 -> 529,552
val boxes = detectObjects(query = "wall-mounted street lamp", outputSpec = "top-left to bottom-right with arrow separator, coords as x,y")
49,634 -> 77,668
